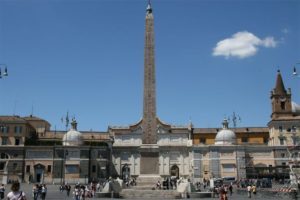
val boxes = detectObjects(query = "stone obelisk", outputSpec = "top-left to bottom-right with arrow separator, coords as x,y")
142,2 -> 157,145
140,1 -> 159,175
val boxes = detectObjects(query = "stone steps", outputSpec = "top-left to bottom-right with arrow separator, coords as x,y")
120,189 -> 181,199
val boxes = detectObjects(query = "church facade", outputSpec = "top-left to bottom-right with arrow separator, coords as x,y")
0,2 -> 299,185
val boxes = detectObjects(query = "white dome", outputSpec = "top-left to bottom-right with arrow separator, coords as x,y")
215,119 -> 236,145
62,119 -> 83,146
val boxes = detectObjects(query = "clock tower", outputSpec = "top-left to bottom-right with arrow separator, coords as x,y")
270,70 -> 293,119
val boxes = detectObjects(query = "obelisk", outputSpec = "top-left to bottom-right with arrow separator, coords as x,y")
140,1 -> 159,175
142,1 -> 157,145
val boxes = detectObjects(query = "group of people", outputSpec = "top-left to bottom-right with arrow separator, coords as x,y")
60,182 -> 97,200
32,184 -> 47,200
156,176 -> 178,190
246,184 -> 257,198
212,184 -> 233,200
124,178 -> 137,187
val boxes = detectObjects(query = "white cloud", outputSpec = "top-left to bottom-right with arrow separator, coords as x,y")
281,28 -> 289,34
212,31 -> 277,59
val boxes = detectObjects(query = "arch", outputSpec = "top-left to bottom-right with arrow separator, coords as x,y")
121,164 -> 130,182
170,165 -> 179,178
34,164 -> 45,183
0,153 -> 9,159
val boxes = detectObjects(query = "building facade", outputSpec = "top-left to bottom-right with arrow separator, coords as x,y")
0,2 -> 299,185
0,116 -> 113,184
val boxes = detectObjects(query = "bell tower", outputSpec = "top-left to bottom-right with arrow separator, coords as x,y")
270,70 -> 293,119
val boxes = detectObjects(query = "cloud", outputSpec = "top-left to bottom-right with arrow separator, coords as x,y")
212,31 -> 277,59
281,28 -> 289,34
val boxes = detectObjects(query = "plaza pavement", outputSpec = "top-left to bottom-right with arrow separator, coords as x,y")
2,183 -> 295,200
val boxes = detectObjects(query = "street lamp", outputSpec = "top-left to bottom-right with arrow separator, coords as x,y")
0,64 -> 8,78
293,63 -> 300,77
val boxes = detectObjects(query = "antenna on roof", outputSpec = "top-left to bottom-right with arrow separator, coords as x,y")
231,112 -> 241,128
61,111 -> 70,131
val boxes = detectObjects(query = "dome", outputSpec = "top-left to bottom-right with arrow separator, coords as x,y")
215,119 -> 236,145
62,119 -> 83,146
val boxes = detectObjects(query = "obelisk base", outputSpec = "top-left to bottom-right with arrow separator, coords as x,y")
139,145 -> 159,174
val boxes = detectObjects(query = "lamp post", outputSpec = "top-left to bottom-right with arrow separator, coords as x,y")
0,64 -> 8,78
292,63 -> 300,77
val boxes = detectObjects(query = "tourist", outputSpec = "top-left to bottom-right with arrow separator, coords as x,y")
7,182 -> 26,200
74,185 -> 80,200
247,184 -> 252,198
156,181 -> 161,189
59,184 -> 64,192
80,185 -> 86,200
251,185 -> 256,195
0,184 -> 5,200
41,184 -> 47,200
228,184 -> 233,196
219,186 -> 227,200
65,184 -> 71,197
32,184 -> 39,200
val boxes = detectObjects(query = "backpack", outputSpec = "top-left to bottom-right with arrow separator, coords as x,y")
18,191 -> 26,200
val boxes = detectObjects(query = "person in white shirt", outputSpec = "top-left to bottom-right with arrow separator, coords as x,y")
7,182 -> 26,200
247,184 -> 252,198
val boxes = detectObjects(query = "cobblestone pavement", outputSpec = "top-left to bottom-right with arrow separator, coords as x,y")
2,184 -> 297,200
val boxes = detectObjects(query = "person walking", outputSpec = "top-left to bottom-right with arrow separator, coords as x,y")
41,184 -> 47,200
65,184 -> 71,197
32,184 -> 39,200
74,185 -> 80,200
247,184 -> 252,198
228,184 -> 233,196
6,182 -> 27,200
251,185 -> 256,195
0,184 -> 5,200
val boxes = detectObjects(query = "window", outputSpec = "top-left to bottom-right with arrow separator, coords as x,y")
280,138 -> 284,145
292,137 -> 297,145
1,137 -> 8,145
0,153 -> 8,159
279,126 -> 283,132
292,126 -> 297,132
15,138 -> 20,146
242,137 -> 248,143
263,137 -> 268,144
65,165 -> 79,174
47,165 -> 51,173
281,153 -> 285,158
92,165 -> 96,173
200,138 -> 206,144
1,126 -> 9,134
0,162 -> 5,170
13,163 -> 17,170
121,153 -> 129,161
26,165 -> 30,173
14,126 -> 22,134
281,102 -> 285,110
222,164 -> 235,173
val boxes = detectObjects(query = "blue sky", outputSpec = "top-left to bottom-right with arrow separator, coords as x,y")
0,0 -> 299,131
